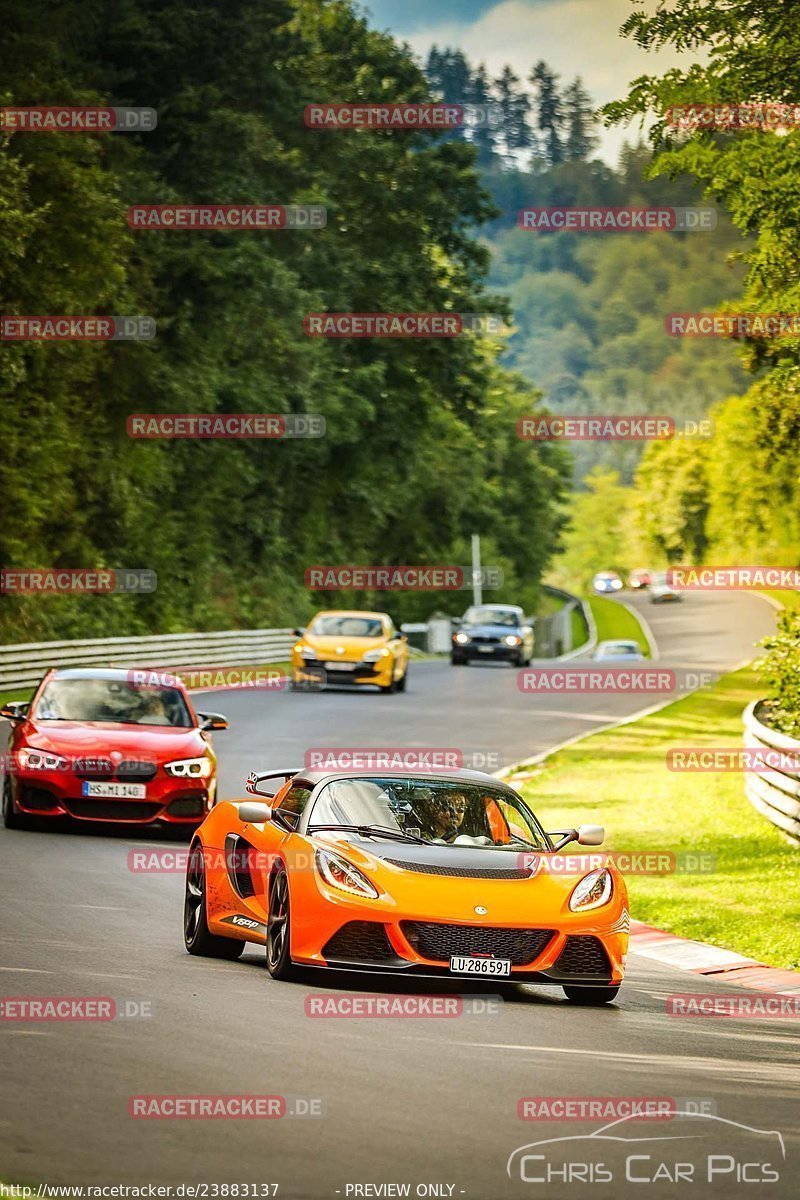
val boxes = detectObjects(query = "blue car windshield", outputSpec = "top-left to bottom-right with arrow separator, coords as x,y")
463,607 -> 519,627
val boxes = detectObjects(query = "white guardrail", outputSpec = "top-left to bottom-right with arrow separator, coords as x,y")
0,629 -> 297,692
743,700 -> 800,843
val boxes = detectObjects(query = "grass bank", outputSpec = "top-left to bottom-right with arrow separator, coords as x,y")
585,595 -> 651,657
510,664 -> 800,970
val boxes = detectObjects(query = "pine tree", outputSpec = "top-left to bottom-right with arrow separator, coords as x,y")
494,65 -> 533,166
530,60 -> 563,166
562,76 -> 598,161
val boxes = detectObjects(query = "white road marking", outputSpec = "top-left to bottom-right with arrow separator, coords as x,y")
68,904 -> 127,911
0,966 -> 52,973
533,710 -> 618,722
410,1041 -> 800,1081
0,1030 -> 53,1036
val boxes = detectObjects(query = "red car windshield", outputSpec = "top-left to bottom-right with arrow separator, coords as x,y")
32,678 -> 193,727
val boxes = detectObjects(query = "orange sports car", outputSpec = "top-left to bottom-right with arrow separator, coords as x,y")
183,768 -> 629,1004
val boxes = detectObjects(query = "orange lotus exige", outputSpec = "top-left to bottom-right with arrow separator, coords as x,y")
183,768 -> 628,1004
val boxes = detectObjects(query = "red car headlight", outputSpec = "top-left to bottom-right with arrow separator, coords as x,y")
17,748 -> 70,772
164,756 -> 214,779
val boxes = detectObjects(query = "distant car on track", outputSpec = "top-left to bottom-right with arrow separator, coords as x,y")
450,604 -> 534,666
1,667 -> 227,830
592,640 -> 645,662
183,766 -> 628,1005
291,610 -> 408,693
649,571 -> 683,604
628,569 -> 652,590
592,572 -> 624,594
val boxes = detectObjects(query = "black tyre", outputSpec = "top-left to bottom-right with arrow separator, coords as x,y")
184,843 -> 244,959
450,654 -> 466,666
395,670 -> 407,693
266,865 -> 297,980
2,775 -> 26,830
562,985 -> 620,1005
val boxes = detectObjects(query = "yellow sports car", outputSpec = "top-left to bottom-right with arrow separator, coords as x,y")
292,610 -> 409,693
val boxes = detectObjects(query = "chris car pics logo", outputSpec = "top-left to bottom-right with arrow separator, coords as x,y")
507,1111 -> 784,1187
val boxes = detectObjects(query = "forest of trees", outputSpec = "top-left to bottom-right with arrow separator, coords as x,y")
422,47 -> 755,486
548,0 -> 800,585
2,0 -> 797,641
0,0 -> 569,643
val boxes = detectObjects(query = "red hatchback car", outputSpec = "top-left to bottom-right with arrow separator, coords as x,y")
1,667 -> 228,830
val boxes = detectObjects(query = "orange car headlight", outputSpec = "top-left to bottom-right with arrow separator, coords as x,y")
315,850 -> 378,898
569,868 -> 613,912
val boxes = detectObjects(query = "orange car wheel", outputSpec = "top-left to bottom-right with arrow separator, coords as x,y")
184,843 -> 244,960
266,865 -> 297,980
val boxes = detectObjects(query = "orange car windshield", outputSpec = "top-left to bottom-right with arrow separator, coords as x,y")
308,777 -> 548,850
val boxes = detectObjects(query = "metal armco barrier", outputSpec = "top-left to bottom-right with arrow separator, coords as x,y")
0,628 -> 296,692
534,586 -> 593,658
743,700 -> 800,843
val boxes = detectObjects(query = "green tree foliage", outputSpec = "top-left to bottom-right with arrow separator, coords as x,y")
757,609 -> 800,737
530,62 -> 564,167
603,0 -> 800,567
633,436 -> 711,563
547,468 -> 639,590
0,0 -> 568,642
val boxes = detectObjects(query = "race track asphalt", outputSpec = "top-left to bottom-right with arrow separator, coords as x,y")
1,590 -> 796,1200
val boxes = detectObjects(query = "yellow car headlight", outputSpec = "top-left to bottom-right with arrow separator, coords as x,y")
362,647 -> 390,662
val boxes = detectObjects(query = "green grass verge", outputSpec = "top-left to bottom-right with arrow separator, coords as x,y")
764,589 -> 800,611
0,686 -> 35,709
512,664 -> 800,970
585,595 -> 651,657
